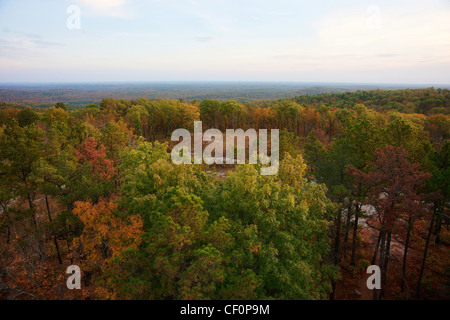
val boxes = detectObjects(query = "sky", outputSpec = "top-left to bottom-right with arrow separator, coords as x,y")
0,0 -> 449,84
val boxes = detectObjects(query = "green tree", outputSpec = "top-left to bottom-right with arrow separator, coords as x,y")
0,121 -> 44,227
17,108 -> 38,127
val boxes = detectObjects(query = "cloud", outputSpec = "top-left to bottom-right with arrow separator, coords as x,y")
74,0 -> 127,10
308,2 -> 450,70
70,0 -> 133,19
3,29 -> 43,40
0,30 -> 65,59
0,36 -> 64,50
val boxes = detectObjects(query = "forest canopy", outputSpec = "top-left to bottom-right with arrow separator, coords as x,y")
0,88 -> 449,300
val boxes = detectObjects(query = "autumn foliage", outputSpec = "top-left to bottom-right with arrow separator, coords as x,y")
0,91 -> 449,300
75,137 -> 116,181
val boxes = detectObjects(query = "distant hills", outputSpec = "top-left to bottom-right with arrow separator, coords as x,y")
1,82 -> 449,109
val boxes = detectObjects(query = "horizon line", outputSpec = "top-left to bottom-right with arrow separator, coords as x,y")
0,81 -> 449,87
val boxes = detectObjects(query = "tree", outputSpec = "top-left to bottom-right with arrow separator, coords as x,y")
208,154 -> 336,299
71,198 -> 143,292
17,108 -> 38,127
99,139 -> 258,299
75,136 -> 115,181
200,99 -> 221,129
416,141 -> 450,297
55,102 -> 67,111
0,121 -> 44,227
348,146 -> 430,298
126,105 -> 148,137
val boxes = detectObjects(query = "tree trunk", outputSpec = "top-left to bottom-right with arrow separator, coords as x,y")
380,230 -> 391,299
333,209 -> 342,265
53,237 -> 62,264
350,204 -> 360,265
371,229 -> 382,265
330,208 -> 343,300
45,196 -> 62,264
416,212 -> 435,298
401,216 -> 413,293
434,215 -> 442,244
27,193 -> 36,227
45,195 -> 52,222
344,201 -> 352,243
379,225 -> 386,267
330,281 -> 336,301
376,224 -> 386,300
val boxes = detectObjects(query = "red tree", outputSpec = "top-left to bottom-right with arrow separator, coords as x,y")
347,146 -> 430,298
75,136 -> 116,180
